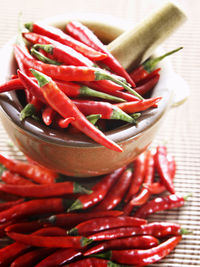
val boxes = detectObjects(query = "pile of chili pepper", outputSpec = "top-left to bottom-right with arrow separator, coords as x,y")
0,144 -> 191,266
0,19 -> 182,151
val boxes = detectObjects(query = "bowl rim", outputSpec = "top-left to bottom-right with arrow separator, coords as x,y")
0,14 -> 174,148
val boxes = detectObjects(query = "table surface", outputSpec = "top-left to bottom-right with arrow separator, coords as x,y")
0,0 -> 199,266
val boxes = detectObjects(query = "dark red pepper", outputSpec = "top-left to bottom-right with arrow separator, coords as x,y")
134,73 -> 160,96
1,170 -> 34,185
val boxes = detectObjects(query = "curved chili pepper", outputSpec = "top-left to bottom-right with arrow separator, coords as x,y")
1,170 -> 34,185
95,236 -> 182,266
68,167 -> 125,211
66,20 -> 136,88
0,153 -> 58,184
25,22 -> 107,61
35,248 -> 82,267
7,231 -> 92,249
155,146 -> 175,194
134,73 -> 160,96
0,78 -> 24,93
84,235 -> 159,256
72,99 -> 133,123
56,116 -> 75,128
67,257 -> 119,267
31,69 -> 123,152
116,96 -> 162,114
0,199 -> 24,212
22,32 -> 126,92
130,47 -> 183,83
124,152 -> 146,203
0,181 -> 91,198
134,194 -> 188,218
0,198 -> 72,223
68,216 -> 147,236
89,222 -> 185,241
136,67 -> 161,86
42,106 -> 56,126
10,248 -> 55,267
144,154 -> 176,194
95,168 -> 133,211
48,210 -> 123,228
124,150 -> 155,215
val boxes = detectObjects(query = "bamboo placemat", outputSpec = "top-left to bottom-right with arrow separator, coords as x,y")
0,0 -> 199,265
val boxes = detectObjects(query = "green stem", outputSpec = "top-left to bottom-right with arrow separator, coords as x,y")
80,86 -> 125,102
73,182 -> 92,195
183,193 -> 192,201
20,103 -> 36,121
67,199 -> 83,212
33,44 -> 54,54
67,227 -> 78,236
95,69 -> 143,100
93,250 -> 112,260
143,47 -> 183,72
111,107 -> 134,123
0,164 -> 6,176
180,228 -> 193,235
31,48 -> 61,65
86,114 -> 102,125
30,69 -> 51,88
24,22 -> 33,32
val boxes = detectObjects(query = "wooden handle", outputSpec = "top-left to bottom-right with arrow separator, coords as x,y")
107,1 -> 187,71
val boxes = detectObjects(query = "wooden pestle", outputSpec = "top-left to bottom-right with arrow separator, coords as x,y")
107,1 -> 187,71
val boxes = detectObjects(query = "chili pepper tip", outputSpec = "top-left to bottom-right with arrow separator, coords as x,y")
20,103 -> 36,121
73,182 -> 92,195
30,69 -> 52,87
67,199 -> 83,212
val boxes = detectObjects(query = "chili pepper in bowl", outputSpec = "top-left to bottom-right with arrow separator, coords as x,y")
66,20 -> 136,88
129,47 -> 183,83
25,22 -> 107,61
30,69 -> 123,152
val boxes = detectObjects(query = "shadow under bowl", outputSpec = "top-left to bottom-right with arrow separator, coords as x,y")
0,15 -> 174,177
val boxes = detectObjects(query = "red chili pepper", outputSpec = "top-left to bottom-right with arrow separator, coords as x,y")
0,191 -> 20,202
0,199 -> 24,212
124,152 -> 146,203
0,220 -> 16,238
116,96 -> 161,114
144,154 -> 176,194
67,257 -> 116,267
0,198 -> 72,223
0,78 -> 24,93
48,210 -> 123,228
0,181 -> 91,198
25,22 -> 107,61
84,235 -> 159,256
56,116 -> 75,129
31,69 -> 123,152
134,194 -> 187,218
68,216 -> 147,236
0,153 -> 58,184
35,248 -> 82,267
5,221 -> 44,234
155,146 -> 175,194
1,170 -> 34,185
134,73 -> 160,96
42,106 -> 56,126
131,150 -> 155,206
129,47 -> 183,83
10,248 -> 55,267
72,99 -> 134,123
89,222 -> 185,241
95,168 -> 133,211
136,68 -> 161,86
66,20 -> 136,87
97,236 -> 182,266
7,231 -> 92,249
68,167 -> 125,211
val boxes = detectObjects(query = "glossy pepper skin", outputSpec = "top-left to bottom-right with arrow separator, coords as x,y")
68,216 -> 147,236
68,167 -> 125,211
66,20 -> 136,88
1,170 -> 34,185
25,22 -> 107,61
31,69 -> 123,152
97,236 -> 182,266
134,194 -> 186,218
89,222 -> 183,241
